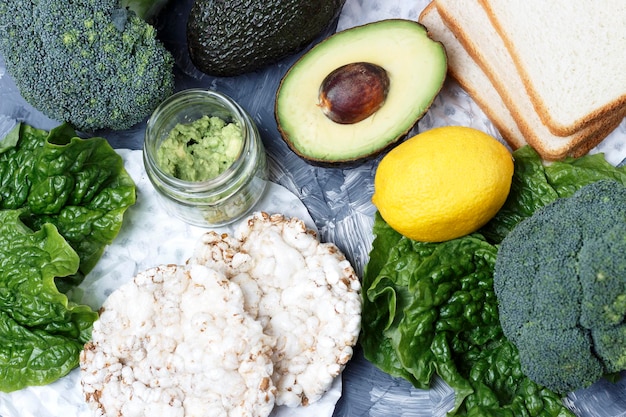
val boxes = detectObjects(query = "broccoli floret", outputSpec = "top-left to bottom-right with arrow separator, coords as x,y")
579,223 -> 626,374
494,179 -> 626,394
579,224 -> 626,329
494,197 -> 583,337
515,323 -> 603,393
0,0 -> 174,132
592,325 -> 626,374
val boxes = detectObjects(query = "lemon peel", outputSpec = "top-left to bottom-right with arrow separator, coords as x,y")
372,126 -> 514,242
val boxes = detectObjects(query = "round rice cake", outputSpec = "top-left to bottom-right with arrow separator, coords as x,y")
80,263 -> 276,417
189,212 -> 362,407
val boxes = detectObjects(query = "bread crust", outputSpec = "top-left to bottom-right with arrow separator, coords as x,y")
433,0 -> 625,160
419,3 -> 527,151
478,0 -> 626,137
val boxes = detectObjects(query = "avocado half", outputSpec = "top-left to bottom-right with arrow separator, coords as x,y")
275,19 -> 447,165
187,0 -> 346,77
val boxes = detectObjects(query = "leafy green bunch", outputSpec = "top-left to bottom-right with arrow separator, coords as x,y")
0,122 -> 136,391
362,146 -> 626,416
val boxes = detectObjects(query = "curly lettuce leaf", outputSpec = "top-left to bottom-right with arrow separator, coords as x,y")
544,152 -> 626,197
0,122 -> 136,289
361,214 -> 437,386
0,209 -> 98,392
455,339 -> 574,417
362,213 -> 575,415
0,122 -> 134,390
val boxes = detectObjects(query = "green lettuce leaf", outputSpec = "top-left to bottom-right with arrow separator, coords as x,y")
363,213 -> 575,415
0,122 -> 136,290
361,214 -> 435,387
545,151 -> 626,197
0,210 -> 98,392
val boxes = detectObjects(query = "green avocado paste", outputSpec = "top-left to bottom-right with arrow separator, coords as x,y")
157,115 -> 244,181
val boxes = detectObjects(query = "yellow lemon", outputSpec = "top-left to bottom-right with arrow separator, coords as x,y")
372,126 -> 514,242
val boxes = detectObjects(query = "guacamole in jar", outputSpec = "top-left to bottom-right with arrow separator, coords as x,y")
157,115 -> 244,182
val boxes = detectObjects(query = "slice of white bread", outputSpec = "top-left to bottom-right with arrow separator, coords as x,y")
418,3 -> 527,150
433,0 -> 625,160
479,0 -> 626,137
418,3 -> 614,159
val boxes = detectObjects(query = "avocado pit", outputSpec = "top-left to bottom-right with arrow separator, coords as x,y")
318,62 -> 390,124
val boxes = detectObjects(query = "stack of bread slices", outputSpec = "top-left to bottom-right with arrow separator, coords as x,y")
419,0 -> 626,160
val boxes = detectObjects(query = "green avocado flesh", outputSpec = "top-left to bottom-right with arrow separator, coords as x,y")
186,0 -> 346,76
275,19 -> 448,165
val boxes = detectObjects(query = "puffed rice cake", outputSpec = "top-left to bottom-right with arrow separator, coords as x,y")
189,212 -> 362,407
80,263 -> 276,417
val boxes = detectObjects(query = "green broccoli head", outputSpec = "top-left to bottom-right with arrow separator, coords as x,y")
494,179 -> 626,394
0,0 -> 174,132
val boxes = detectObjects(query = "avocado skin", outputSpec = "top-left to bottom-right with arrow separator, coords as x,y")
187,0 -> 346,77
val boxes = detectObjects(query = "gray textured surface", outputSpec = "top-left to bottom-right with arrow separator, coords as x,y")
1,0 -> 625,415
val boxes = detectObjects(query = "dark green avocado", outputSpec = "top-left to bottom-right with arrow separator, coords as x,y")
186,0 -> 346,77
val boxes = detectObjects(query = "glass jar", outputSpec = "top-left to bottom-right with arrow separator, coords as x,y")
143,89 -> 268,227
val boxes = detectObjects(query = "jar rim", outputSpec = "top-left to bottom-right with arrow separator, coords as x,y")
143,88 -> 255,192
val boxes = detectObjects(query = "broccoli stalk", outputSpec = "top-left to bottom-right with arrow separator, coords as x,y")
120,0 -> 170,22
0,0 -> 174,132
494,179 -> 626,394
